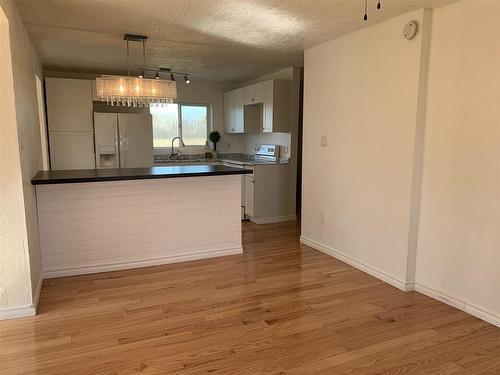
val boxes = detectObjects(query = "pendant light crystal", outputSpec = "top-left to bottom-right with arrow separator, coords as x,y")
96,75 -> 177,107
96,34 -> 179,107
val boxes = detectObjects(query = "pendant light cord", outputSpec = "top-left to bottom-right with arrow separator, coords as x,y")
142,39 -> 146,70
364,0 -> 368,21
126,40 -> 130,76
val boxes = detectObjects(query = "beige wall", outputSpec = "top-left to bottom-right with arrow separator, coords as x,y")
415,0 -> 500,323
0,0 -> 44,318
302,0 -> 499,326
302,9 -> 428,288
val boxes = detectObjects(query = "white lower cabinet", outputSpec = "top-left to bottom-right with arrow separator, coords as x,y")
221,161 -> 295,223
245,164 -> 296,223
49,131 -> 95,170
244,175 -> 255,217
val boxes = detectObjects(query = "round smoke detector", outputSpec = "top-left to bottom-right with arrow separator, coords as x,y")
403,20 -> 419,40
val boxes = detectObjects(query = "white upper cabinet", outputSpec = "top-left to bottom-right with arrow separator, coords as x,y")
91,80 -> 99,101
244,82 -> 265,105
263,79 -> 292,133
223,88 -> 245,133
233,88 -> 245,133
223,91 -> 233,133
263,80 -> 274,133
224,79 -> 291,134
45,78 -> 93,132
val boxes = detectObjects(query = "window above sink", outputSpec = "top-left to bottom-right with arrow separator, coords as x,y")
151,102 -> 210,151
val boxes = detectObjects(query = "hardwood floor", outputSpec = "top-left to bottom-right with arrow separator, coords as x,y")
1,221 -> 499,374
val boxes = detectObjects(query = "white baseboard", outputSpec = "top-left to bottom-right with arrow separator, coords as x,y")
0,304 -> 36,320
413,282 -> 500,328
42,246 -> 243,279
300,236 -> 499,328
300,236 -> 410,291
0,275 -> 42,320
251,215 -> 297,224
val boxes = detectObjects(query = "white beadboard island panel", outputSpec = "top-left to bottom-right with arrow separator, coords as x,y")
36,175 -> 242,278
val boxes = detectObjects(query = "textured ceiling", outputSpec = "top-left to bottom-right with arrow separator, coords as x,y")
16,0 -> 456,83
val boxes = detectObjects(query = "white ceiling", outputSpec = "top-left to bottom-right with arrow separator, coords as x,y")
16,0 -> 456,83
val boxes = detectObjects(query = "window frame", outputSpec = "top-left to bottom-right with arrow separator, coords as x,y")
152,101 -> 211,154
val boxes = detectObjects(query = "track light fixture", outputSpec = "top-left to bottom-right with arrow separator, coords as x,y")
363,0 -> 382,21
133,67 -> 190,83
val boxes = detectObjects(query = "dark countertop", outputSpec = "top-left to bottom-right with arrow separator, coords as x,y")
31,165 -> 252,185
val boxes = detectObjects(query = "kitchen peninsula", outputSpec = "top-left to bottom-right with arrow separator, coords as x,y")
32,165 -> 251,278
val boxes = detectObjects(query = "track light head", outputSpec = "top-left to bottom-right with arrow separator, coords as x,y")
139,70 -> 144,78
377,0 -> 381,9
170,73 -> 175,81
184,75 -> 190,84
155,71 -> 160,80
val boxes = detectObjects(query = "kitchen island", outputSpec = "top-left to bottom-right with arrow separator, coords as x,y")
32,165 -> 251,278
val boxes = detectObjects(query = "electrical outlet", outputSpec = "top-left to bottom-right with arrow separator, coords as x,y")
320,136 -> 328,147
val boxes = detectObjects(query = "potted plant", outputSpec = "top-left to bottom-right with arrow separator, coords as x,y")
209,130 -> 221,158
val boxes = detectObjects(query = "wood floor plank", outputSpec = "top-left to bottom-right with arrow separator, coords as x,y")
0,221 -> 498,374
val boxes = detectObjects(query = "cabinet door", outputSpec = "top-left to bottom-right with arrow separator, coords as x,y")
244,84 -> 256,105
223,91 -> 234,133
263,80 -> 274,133
49,131 -> 95,170
233,88 -> 245,133
45,78 -> 93,132
244,83 -> 265,105
91,80 -> 99,101
244,175 -> 255,217
253,82 -> 265,104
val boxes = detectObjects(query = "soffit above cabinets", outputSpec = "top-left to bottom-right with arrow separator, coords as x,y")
17,0 -> 457,83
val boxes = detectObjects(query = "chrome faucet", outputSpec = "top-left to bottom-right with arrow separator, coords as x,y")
171,136 -> 185,159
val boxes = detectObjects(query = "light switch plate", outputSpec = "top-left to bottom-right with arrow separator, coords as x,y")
320,136 -> 328,147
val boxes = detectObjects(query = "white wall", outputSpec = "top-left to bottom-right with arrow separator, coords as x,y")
415,0 -> 500,324
0,0 -> 44,319
302,9 -> 429,289
301,0 -> 499,326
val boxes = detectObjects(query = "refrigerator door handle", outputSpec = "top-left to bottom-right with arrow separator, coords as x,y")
114,122 -> 119,168
118,121 -> 124,168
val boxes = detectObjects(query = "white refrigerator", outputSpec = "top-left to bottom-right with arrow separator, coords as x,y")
94,113 -> 154,169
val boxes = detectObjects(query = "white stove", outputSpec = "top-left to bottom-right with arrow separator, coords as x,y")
253,144 -> 280,162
